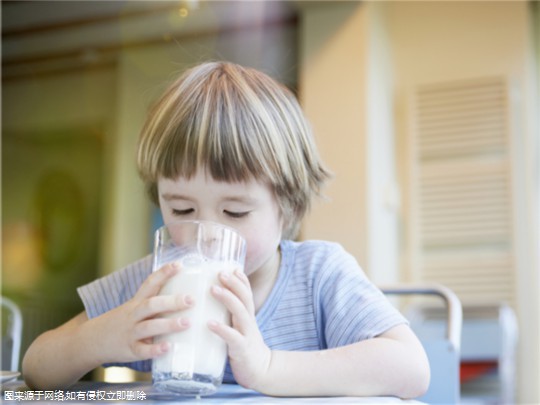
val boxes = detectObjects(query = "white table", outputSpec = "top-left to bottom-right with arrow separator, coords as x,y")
2,380 -> 424,404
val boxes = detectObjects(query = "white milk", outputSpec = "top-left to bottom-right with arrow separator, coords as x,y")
153,255 -> 239,378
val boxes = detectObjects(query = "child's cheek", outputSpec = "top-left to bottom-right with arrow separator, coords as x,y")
243,240 -> 263,275
242,236 -> 276,276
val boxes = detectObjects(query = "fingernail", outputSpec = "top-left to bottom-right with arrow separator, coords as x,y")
160,342 -> 170,353
179,318 -> 189,327
220,272 -> 229,281
212,285 -> 223,295
208,320 -> 219,329
184,295 -> 194,306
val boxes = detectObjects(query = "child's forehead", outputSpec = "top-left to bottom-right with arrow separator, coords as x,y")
158,170 -> 273,194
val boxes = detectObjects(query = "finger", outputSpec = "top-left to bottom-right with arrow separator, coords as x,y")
219,271 -> 254,315
131,340 -> 170,360
208,320 -> 244,349
133,317 -> 190,340
134,262 -> 180,300
211,285 -> 253,332
134,294 -> 194,320
234,269 -> 251,288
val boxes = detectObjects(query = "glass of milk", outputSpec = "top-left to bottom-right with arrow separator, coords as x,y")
151,220 -> 246,396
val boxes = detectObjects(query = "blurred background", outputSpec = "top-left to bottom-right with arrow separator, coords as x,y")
1,1 -> 539,403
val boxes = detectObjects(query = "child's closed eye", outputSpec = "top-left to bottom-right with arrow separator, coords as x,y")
172,208 -> 194,216
224,210 -> 250,219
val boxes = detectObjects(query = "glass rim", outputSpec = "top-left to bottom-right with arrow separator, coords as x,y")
158,219 -> 244,239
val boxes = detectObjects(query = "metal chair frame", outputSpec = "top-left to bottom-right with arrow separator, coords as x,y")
1,296 -> 23,371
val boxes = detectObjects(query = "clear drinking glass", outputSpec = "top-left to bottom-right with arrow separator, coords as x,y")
151,220 -> 246,396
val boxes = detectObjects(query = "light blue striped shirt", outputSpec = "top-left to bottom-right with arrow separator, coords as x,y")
78,239 -> 406,382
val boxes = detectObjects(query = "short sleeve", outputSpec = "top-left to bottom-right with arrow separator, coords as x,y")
77,255 -> 153,319
315,245 -> 407,348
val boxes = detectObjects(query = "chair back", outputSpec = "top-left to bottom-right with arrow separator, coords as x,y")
1,296 -> 23,371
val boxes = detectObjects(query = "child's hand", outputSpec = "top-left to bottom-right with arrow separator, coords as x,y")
208,270 -> 272,390
89,263 -> 193,364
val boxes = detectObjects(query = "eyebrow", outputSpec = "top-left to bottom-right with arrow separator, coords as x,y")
161,193 -> 257,204
161,193 -> 192,202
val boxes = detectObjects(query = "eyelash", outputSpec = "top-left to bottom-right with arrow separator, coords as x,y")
224,210 -> 250,219
171,209 -> 249,219
172,209 -> 194,216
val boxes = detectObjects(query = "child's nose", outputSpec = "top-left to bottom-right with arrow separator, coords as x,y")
197,221 -> 226,259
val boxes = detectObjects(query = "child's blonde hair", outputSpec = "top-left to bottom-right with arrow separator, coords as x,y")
136,61 -> 330,239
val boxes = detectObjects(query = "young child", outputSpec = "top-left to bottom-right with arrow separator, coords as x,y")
23,61 -> 430,398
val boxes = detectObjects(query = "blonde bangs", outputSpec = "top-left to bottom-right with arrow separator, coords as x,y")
139,64 -> 296,189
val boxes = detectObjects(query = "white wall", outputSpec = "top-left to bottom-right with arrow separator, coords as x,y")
300,2 -> 399,284
300,2 -> 368,266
